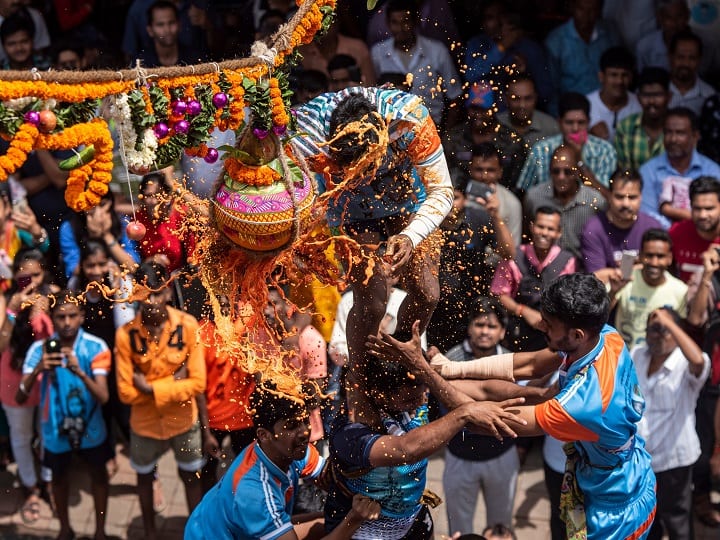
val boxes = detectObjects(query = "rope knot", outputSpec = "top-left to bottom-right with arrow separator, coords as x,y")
250,41 -> 278,67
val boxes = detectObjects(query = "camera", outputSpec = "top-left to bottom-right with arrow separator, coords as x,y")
60,416 -> 86,450
465,180 -> 494,201
45,338 -> 61,354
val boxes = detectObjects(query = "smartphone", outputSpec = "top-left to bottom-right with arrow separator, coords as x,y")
45,338 -> 62,354
12,197 -> 28,214
620,251 -> 636,280
465,181 -> 494,201
16,275 -> 32,290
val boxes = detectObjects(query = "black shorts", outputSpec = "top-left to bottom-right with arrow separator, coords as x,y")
43,438 -> 114,477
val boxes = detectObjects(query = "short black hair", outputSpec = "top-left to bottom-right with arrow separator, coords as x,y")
558,92 -> 590,119
669,28 -> 703,57
666,106 -> 698,132
51,290 -> 82,313
250,381 -> 306,432
609,168 -> 643,191
0,11 -> 35,44
328,53 -> 359,73
147,0 -> 178,25
468,296 -> 509,329
689,175 -> 720,203
471,142 -> 502,163
505,72 -> 536,92
364,352 -> 418,394
385,0 -> 419,19
134,261 -> 169,290
12,247 -> 45,276
535,205 -> 562,221
637,67 -> 670,91
50,39 -> 84,66
140,172 -> 169,195
641,228 -> 673,252
328,93 -> 384,167
600,46 -> 635,73
295,69 -> 329,94
540,274 -> 609,335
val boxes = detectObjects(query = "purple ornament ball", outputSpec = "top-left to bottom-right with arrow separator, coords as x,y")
272,124 -> 287,136
174,120 -> 190,134
212,92 -> 228,108
187,100 -> 202,116
252,127 -> 269,139
204,148 -> 219,164
171,100 -> 187,115
24,111 -> 40,125
153,122 -> 169,138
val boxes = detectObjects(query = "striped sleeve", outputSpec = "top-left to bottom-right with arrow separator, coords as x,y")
536,398 -> 600,443
299,444 -> 325,479
91,349 -> 111,376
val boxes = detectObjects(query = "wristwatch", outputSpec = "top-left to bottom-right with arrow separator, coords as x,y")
576,160 -> 585,170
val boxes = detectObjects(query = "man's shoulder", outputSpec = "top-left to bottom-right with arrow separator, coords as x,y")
445,343 -> 468,361
616,112 -> 642,133
586,134 -> 616,154
76,329 -> 109,353
530,134 -> 562,156
545,20 -> 572,47
639,152 -> 667,173
693,150 -> 720,174
668,218 -> 695,238
168,306 -> 199,329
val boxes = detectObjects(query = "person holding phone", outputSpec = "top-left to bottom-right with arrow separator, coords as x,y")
0,249 -> 58,524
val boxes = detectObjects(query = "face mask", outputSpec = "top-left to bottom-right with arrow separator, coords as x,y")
566,130 -> 588,145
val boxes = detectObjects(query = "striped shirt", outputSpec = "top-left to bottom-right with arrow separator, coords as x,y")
516,133 -> 618,192
291,87 -> 453,247
523,182 -> 606,264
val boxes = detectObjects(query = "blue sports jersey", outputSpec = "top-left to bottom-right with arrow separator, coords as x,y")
184,441 -> 324,540
536,324 -> 657,539
23,329 -> 110,454
324,404 -> 429,534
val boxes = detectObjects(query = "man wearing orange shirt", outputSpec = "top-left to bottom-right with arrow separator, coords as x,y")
116,261 -> 206,540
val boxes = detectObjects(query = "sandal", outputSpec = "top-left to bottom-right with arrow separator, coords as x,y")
20,492 -> 41,525
152,478 -> 167,514
695,494 -> 720,527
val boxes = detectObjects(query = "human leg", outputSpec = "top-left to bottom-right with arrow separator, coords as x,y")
543,460 -> 566,540
652,465 -> 693,540
443,450 -> 481,535
693,384 -> 720,526
2,404 -> 38,489
137,472 -> 157,540
43,450 -> 73,540
170,421 -> 205,512
129,430 -> 169,540
481,446 -> 519,529
88,463 -> 109,540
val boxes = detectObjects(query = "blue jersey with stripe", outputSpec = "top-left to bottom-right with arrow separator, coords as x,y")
184,441 -> 324,540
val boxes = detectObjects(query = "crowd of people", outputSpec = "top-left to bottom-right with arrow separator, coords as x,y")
1,0 -> 720,539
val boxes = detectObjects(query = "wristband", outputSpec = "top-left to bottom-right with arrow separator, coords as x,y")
106,238 -> 118,248
32,228 -> 48,246
5,309 -> 16,324
430,352 -> 515,381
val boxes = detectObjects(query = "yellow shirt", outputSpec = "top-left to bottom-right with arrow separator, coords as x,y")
115,306 -> 206,440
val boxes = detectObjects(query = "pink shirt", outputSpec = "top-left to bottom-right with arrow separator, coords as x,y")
491,244 -> 577,297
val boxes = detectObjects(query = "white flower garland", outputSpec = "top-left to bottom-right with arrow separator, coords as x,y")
106,94 -> 158,172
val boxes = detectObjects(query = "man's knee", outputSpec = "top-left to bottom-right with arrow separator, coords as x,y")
178,468 -> 201,485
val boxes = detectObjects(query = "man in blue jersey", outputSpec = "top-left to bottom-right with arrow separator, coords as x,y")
291,87 -> 454,374
184,381 -> 381,540
368,273 -> 657,539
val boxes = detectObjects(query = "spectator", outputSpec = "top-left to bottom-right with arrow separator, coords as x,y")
441,298 -> 521,535
0,249 -> 57,525
581,169 -> 662,274
614,67 -> 671,171
464,5 -> 552,112
59,190 -> 140,282
197,295 -> 255,493
291,69 -> 328,105
466,143 -> 521,249
0,11 -> 49,70
611,229 -> 687,348
516,92 -> 617,195
137,0 -> 201,68
668,29 -> 714,115
299,20 -> 375,87
632,307 -> 709,540
136,172 -> 192,273
186,381 -> 380,539
524,145 -> 607,264
115,262 -> 206,540
639,107 -> 720,228
496,74 -> 559,168
443,84 -> 526,191
635,0 -> 690,72
586,47 -> 641,142
492,206 -> 576,353
0,0 -> 50,64
669,176 -> 720,282
545,0 -> 619,96
370,0 -> 462,127
50,39 -> 85,70
19,290 -> 112,540
686,244 -> 720,527
427,178 -> 496,351
327,54 -> 362,92
122,0 -> 214,64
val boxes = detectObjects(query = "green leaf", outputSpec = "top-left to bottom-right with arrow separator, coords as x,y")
367,0 -> 378,9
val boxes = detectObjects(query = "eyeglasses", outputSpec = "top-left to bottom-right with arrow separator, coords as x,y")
550,167 -> 575,176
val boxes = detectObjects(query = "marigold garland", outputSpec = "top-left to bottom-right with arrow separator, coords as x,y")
269,78 -> 289,128
0,122 -> 37,181
225,157 -> 281,187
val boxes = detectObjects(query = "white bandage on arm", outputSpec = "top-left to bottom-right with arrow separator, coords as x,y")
430,352 -> 515,381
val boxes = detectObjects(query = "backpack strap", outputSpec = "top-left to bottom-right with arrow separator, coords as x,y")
539,250 -> 573,287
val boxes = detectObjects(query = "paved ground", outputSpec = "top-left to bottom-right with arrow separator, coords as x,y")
0,442 -> 718,539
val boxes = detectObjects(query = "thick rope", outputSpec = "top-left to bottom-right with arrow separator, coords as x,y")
0,0 -> 320,85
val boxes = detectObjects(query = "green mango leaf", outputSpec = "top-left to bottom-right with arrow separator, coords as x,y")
367,0 -> 378,9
